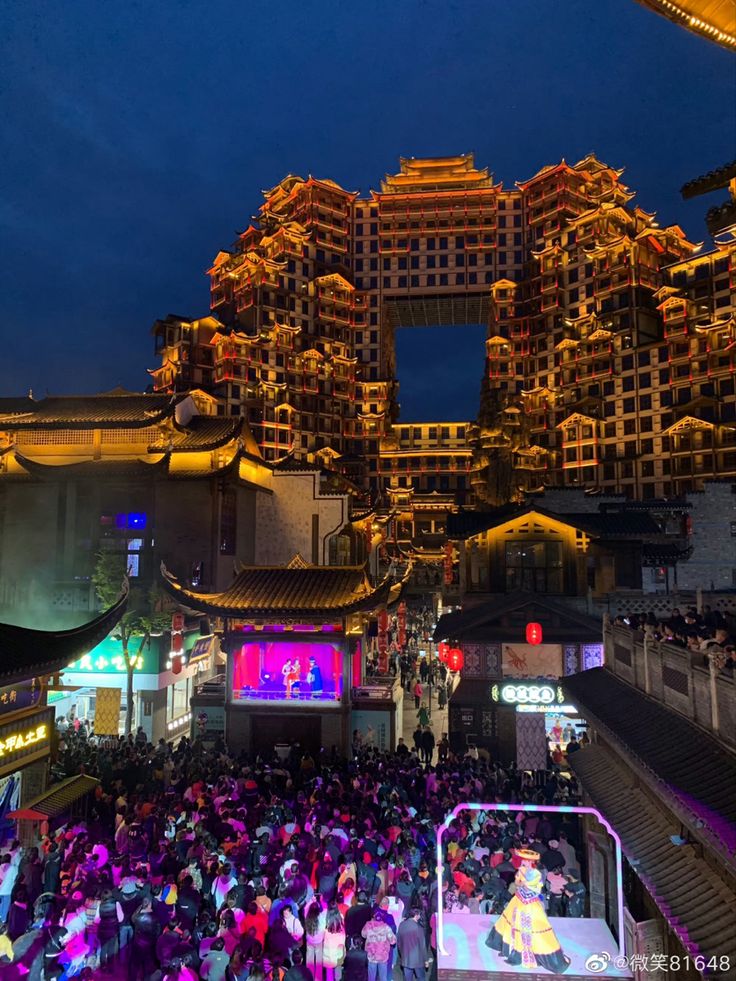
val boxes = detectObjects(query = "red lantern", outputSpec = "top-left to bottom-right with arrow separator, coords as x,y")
171,654 -> 182,675
377,609 -> 389,634
526,622 -> 543,646
438,642 -> 450,663
172,612 -> 185,632
171,632 -> 183,654
448,647 -> 464,672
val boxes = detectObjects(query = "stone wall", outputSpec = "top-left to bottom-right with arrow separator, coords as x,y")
255,471 -> 347,566
678,483 -> 736,591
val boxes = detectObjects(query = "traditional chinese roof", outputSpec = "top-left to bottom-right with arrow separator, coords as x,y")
515,159 -> 574,189
563,666 -> 736,864
380,154 -> 495,194
568,744 -> 736,970
660,415 -> 717,435
446,503 -> 660,541
0,392 -> 184,429
556,412 -> 599,429
147,416 -> 253,454
13,453 -> 170,480
634,1 -> 736,50
160,563 -> 394,619
434,592 -> 601,643
0,584 -> 128,685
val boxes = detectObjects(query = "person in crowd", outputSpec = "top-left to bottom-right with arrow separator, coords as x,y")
361,907 -> 396,981
0,698 -> 590,979
397,907 -> 428,981
322,903 -> 346,981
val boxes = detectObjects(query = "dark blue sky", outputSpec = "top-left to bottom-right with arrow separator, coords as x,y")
1,1 -> 734,421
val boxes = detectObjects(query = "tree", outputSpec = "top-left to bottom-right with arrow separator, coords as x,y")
92,552 -> 171,737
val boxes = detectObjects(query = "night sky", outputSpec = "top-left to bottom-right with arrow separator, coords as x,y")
2,1 -> 734,422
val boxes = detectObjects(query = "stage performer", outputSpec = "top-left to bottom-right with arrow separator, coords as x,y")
307,656 -> 323,698
283,659 -> 301,699
485,849 -> 570,974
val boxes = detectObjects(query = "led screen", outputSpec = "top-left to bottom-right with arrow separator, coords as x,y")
232,640 -> 344,702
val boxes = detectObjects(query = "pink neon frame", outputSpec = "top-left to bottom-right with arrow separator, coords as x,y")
435,803 -> 625,959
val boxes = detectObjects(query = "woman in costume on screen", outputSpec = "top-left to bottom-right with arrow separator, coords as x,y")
485,848 -> 570,974
282,658 -> 301,699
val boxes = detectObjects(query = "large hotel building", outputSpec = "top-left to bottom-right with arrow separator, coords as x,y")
150,154 -> 736,513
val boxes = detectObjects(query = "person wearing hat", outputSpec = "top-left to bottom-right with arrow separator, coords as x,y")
485,850 -> 570,973
307,656 -> 324,699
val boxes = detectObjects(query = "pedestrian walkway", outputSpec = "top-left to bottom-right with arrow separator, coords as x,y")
401,680 -> 450,764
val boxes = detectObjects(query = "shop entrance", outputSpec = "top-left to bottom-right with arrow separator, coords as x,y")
250,714 -> 323,757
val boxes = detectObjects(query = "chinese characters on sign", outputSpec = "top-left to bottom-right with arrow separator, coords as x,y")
491,680 -> 565,706
0,708 -> 54,775
0,678 -> 43,717
0,723 -> 48,757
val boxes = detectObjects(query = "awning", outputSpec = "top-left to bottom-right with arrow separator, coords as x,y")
569,745 -> 736,972
8,774 -> 99,820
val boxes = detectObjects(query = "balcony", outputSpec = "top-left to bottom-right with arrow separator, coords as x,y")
605,624 -> 735,752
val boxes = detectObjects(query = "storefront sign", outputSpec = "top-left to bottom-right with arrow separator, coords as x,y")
0,678 -> 44,717
0,722 -> 47,757
516,703 -> 578,714
491,680 -> 564,706
0,707 -> 54,777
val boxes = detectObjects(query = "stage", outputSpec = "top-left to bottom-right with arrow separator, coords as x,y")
438,913 -> 632,980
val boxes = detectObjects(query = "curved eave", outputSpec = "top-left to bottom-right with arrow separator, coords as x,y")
160,564 -> 394,619
634,0 -> 736,50
0,396 -> 185,431
14,452 -> 170,480
0,583 -> 129,685
167,448 -> 246,481
148,418 -> 244,454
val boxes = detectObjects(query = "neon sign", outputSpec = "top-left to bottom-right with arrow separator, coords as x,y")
0,723 -> 48,757
491,680 -> 564,705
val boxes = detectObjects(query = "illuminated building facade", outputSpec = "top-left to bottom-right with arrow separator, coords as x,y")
150,154 -> 736,514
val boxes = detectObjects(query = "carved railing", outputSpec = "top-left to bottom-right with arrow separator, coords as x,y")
605,624 -> 735,750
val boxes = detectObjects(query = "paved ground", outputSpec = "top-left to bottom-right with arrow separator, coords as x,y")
400,679 -> 450,763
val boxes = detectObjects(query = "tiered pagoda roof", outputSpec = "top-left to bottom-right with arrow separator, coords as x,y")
379,154 -> 496,194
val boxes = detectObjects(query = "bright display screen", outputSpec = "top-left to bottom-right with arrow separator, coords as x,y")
232,640 -> 344,702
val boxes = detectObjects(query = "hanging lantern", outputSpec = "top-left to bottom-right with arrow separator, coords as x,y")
172,612 -> 185,632
448,647 -> 464,672
438,642 -> 450,663
526,622 -> 543,646
171,632 -> 183,654
171,654 -> 182,675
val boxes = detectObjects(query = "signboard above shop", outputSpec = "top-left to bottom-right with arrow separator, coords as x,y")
0,706 -> 54,778
0,678 -> 45,718
491,679 -> 565,707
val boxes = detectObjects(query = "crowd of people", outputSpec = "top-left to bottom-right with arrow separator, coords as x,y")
0,721 -> 587,981
612,605 -> 736,672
